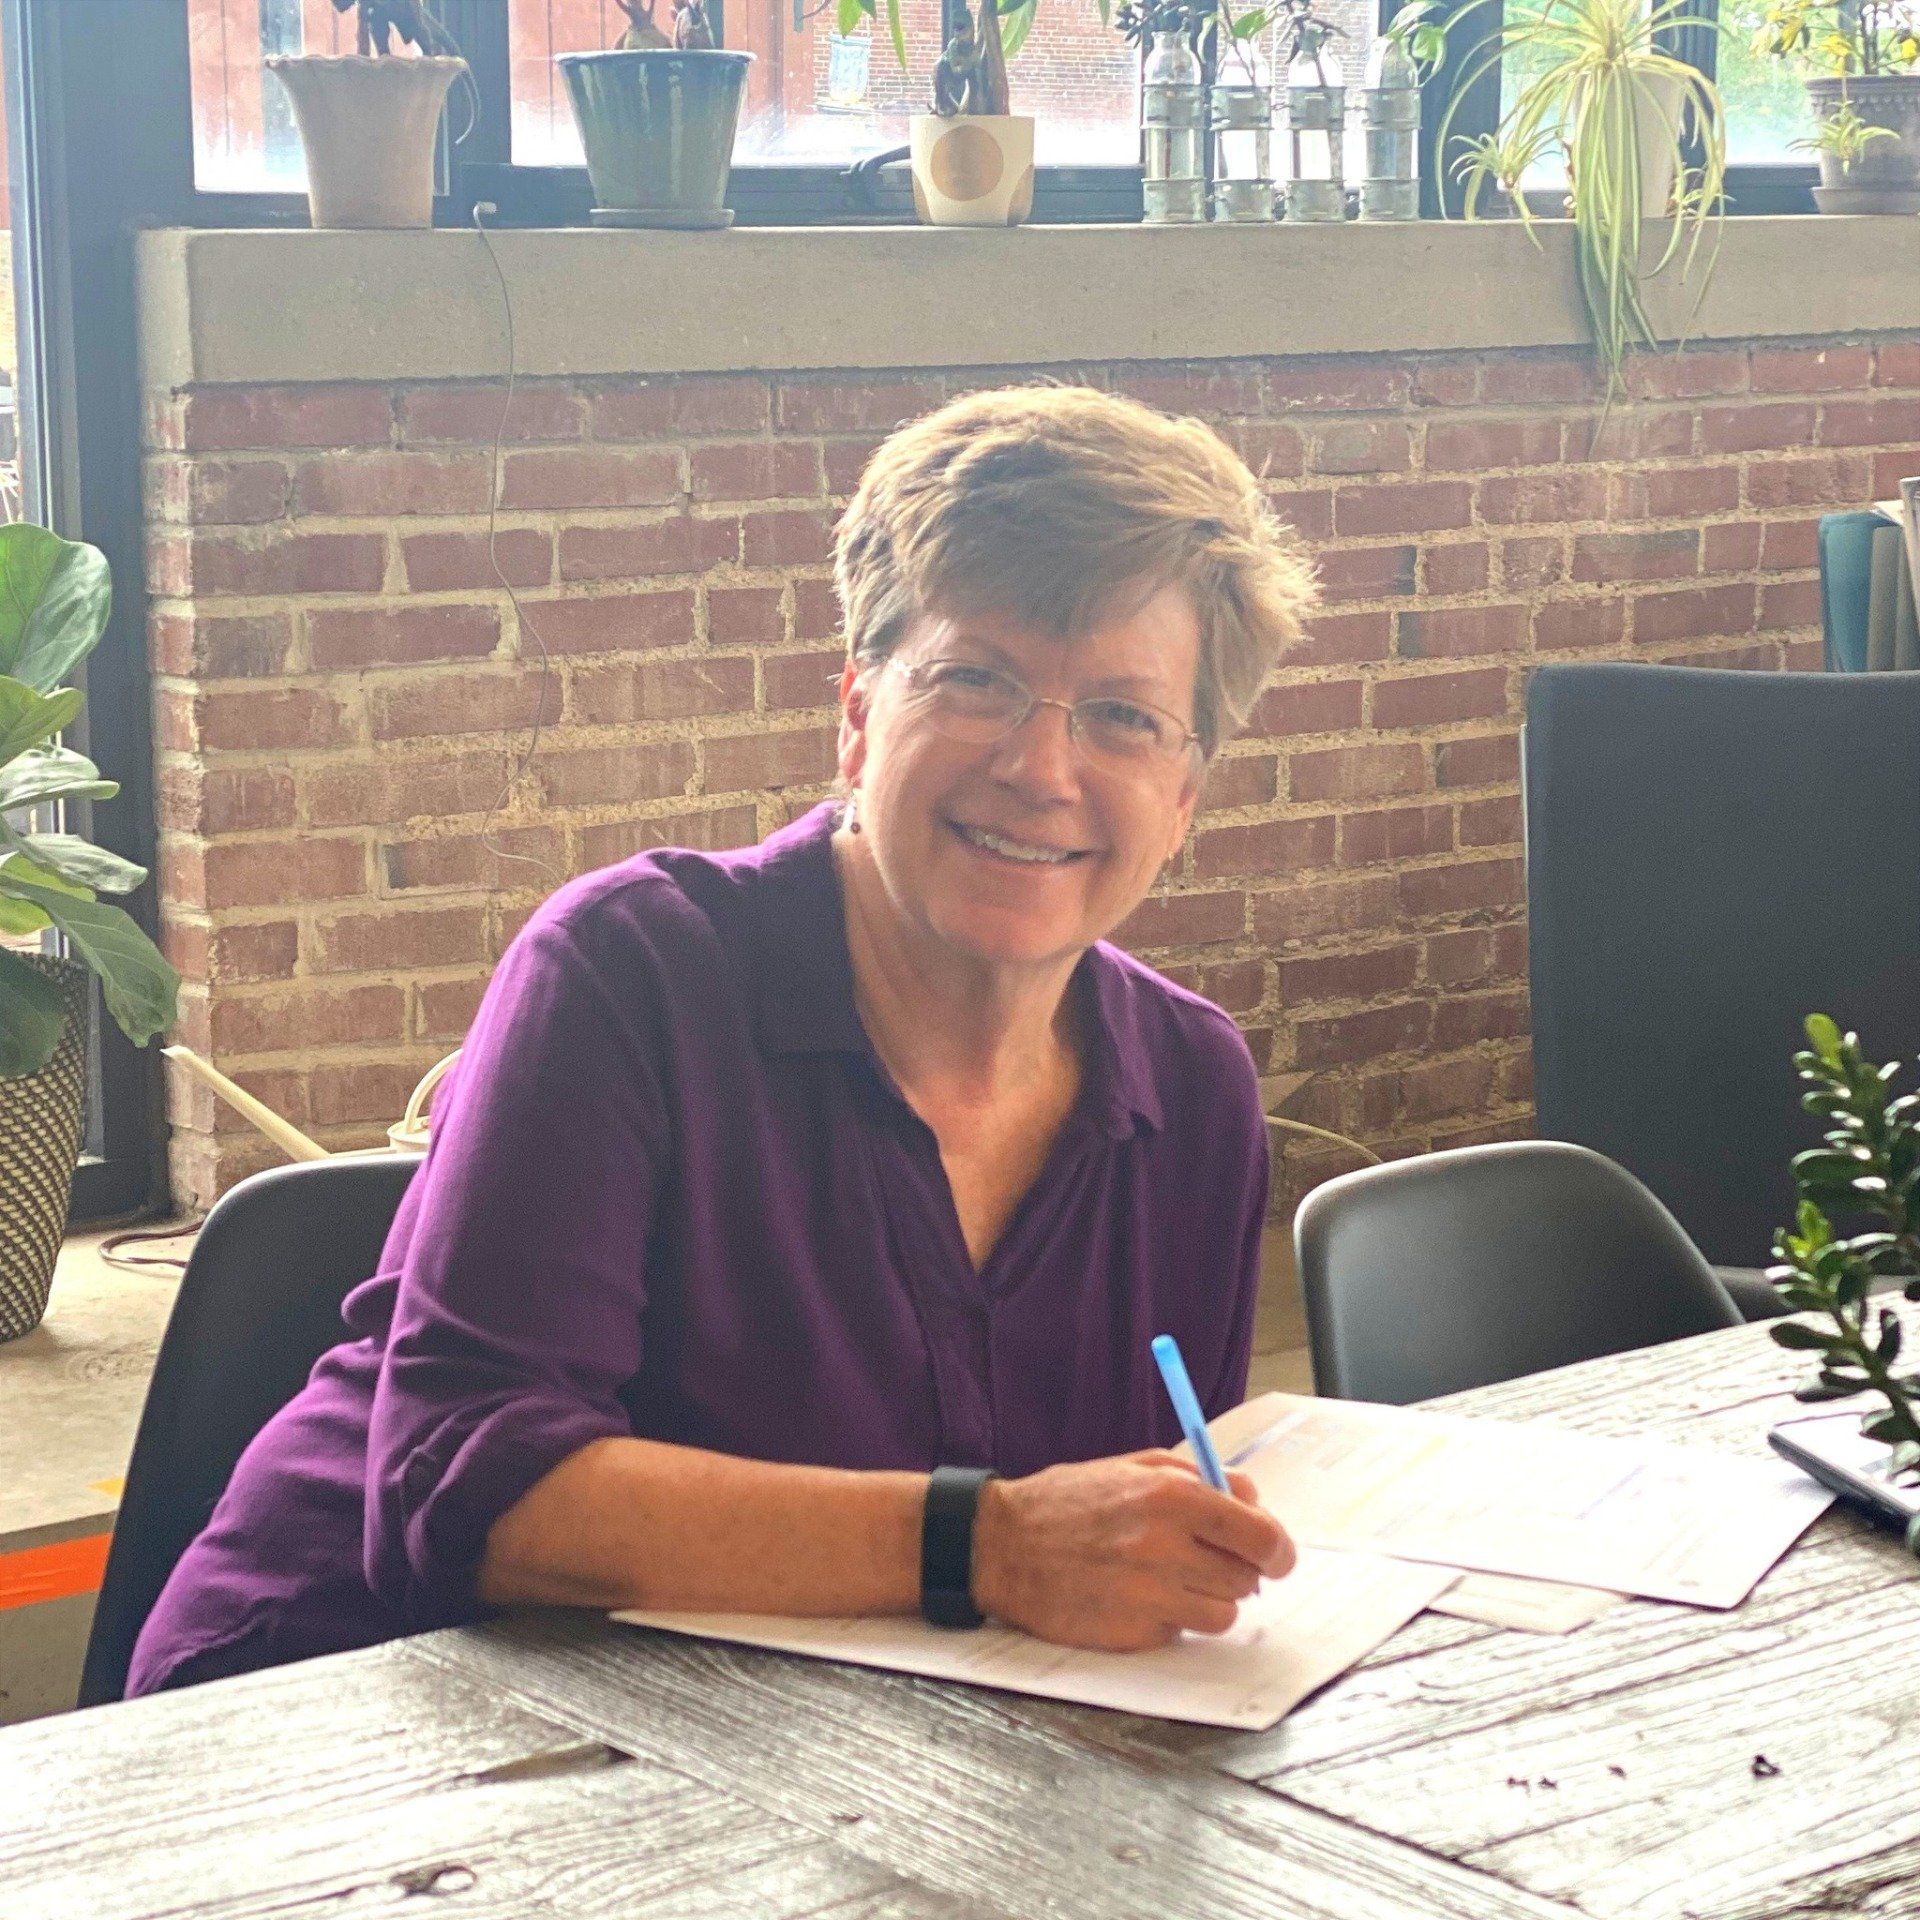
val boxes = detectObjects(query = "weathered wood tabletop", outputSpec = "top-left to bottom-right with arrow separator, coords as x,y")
5,1308 -> 1917,1920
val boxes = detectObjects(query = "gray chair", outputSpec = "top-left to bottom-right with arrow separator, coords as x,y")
1295,1139 -> 1743,1404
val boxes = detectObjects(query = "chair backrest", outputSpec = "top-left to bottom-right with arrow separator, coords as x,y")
1295,1139 -> 1741,1404
1526,662 -> 1920,1267
78,1155 -> 416,1708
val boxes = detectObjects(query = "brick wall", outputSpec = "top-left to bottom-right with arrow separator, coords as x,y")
143,338 -> 1920,1208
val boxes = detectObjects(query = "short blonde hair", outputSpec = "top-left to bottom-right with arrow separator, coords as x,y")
833,385 -> 1319,757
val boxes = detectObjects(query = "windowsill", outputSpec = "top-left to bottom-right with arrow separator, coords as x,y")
135,216 -> 1920,389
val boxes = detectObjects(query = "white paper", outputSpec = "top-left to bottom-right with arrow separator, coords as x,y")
1224,1393 -> 1831,1610
612,1547 -> 1458,1731
1429,1570 -> 1622,1634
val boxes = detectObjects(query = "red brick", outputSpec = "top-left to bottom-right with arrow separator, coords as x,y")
1185,959 -> 1267,1014
301,752 -> 511,829
204,836 -> 367,910
308,603 -> 500,671
368,668 -> 559,740
1695,402 -> 1819,455
1107,363 -> 1265,418
1751,344 -> 1874,393
1872,448 -> 1920,497
1746,453 -> 1873,509
539,740 -> 697,808
1757,578 -> 1822,630
1249,874 -> 1399,949
1262,486 -> 1335,540
1458,793 -> 1523,846
1265,360 -> 1410,411
177,529 -> 388,597
381,828 -> 564,892
1760,519 -> 1820,571
1293,610 -> 1391,668
1115,889 -> 1246,950
1191,816 -> 1335,880
558,517 -> 738,580
1783,635 -> 1825,670
1534,597 -> 1628,652
1620,349 -> 1749,399
1629,582 -> 1756,645
792,578 -> 842,643
1337,803 -> 1453,866
1250,677 -> 1364,737
704,584 -> 787,648
1421,543 -> 1492,595
292,450 -> 491,517
824,435 -> 888,497
396,382 -> 586,443
1423,926 -> 1499,985
1279,943 -> 1419,1004
1316,545 -> 1416,601
1499,537 -> 1565,590
308,1059 -> 437,1129
1477,470 -> 1609,525
763,648 -> 845,711
1395,1053 -> 1499,1124
210,921 -> 300,984
402,528 -> 553,592
1496,1049 -> 1535,1103
1433,988 -> 1532,1047
180,385 -> 393,452
689,441 -> 822,503
1396,603 -> 1529,660
1815,396 -> 1920,448
1413,359 -> 1479,406
1220,421 -> 1306,479
1289,740 -> 1428,804
703,727 -> 837,794
149,609 -> 296,678
1198,752 -> 1278,811
1476,355 -> 1598,406
1370,667 -> 1509,730
1607,465 -> 1740,522
1332,481 -> 1473,539
210,983 -> 405,1057
1874,342 -> 1920,387
1702,521 -> 1764,573
1435,731 -> 1519,788
1571,529 -> 1699,584
195,685 -> 352,752
317,905 -> 488,973
775,375 -> 952,434
1601,408 -> 1698,460
740,507 -> 835,568
157,763 -> 295,836
150,455 -> 292,525
416,974 -> 491,1041
1294,998 -> 1432,1067
1657,639 -> 1779,672
520,588 -> 696,656
1397,855 -> 1524,919
588,375 -> 771,439
1423,418 -> 1563,470
1313,421 -> 1414,476
570,656 -> 755,724
502,447 -> 682,512
578,805 -> 761,868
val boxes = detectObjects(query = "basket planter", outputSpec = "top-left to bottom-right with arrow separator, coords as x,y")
0,954 -> 89,1343
266,54 -> 465,229
910,114 -> 1036,226
1807,75 -> 1920,214
557,49 -> 752,229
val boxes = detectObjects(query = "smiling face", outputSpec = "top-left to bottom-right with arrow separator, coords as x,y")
836,583 -> 1205,980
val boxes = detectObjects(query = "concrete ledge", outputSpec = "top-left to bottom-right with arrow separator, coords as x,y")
136,217 -> 1920,389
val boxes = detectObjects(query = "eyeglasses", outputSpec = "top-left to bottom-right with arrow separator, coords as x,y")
887,656 -> 1201,769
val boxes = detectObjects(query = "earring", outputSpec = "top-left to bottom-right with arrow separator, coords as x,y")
845,791 -> 862,835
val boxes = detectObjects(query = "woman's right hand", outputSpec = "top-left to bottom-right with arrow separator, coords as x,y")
970,1449 -> 1295,1651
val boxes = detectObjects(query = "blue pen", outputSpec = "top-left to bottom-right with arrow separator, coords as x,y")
1151,1334 -> 1230,1494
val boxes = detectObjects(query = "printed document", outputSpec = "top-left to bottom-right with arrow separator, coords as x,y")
613,1547 -> 1458,1731
1224,1394 -> 1831,1609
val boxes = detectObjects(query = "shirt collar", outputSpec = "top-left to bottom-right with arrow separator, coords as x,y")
745,801 -> 1163,1140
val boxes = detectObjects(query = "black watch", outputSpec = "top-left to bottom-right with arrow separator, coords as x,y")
921,1465 -> 995,1629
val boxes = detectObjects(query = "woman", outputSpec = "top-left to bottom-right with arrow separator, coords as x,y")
128,384 -> 1320,1694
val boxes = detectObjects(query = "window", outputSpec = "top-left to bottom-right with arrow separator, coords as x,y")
189,0 -> 359,192
1715,0 -> 1819,163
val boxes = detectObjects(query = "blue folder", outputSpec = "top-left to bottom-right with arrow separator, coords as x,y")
1818,511 -> 1885,673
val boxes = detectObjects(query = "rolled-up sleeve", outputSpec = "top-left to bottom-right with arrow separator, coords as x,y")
363,901 -> 668,1629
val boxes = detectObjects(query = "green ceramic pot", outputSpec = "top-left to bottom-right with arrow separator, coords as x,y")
557,49 -> 752,230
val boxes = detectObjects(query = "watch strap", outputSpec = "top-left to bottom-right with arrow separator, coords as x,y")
921,1465 -> 995,1629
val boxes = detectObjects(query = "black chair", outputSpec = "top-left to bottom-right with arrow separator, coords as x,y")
78,1155 -> 416,1709
1526,662 -> 1920,1271
1295,1139 -> 1742,1403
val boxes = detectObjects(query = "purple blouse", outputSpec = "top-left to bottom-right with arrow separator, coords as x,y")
127,803 -> 1268,1696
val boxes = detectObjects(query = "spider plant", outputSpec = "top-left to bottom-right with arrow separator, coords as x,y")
1790,95 -> 1903,167
1396,0 -> 1728,413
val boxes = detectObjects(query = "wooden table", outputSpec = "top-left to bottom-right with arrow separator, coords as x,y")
6,1309 -> 1918,1920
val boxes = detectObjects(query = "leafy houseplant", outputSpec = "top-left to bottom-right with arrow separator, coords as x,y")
1393,0 -> 1730,412
557,2 -> 752,229
1753,0 -> 1920,212
1766,1015 -> 1920,1551
0,526 -> 178,1342
267,0 -> 470,229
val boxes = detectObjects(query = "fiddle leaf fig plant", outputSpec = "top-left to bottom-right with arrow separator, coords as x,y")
0,525 -> 177,1079
1767,1014 -> 1920,1548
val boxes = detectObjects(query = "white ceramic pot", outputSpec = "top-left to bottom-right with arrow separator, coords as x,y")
266,54 -> 466,229
1569,67 -> 1688,219
909,113 -> 1036,227
1806,75 -> 1920,215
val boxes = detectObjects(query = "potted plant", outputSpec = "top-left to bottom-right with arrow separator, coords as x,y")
0,527 -> 178,1343
267,0 -> 470,229
1754,0 -> 1920,212
1765,1015 -> 1920,1554
556,2 -> 753,230
1393,0 -> 1730,410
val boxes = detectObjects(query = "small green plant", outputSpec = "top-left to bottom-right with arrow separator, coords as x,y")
1789,96 -> 1903,168
1766,1014 -> 1920,1550
1449,123 -> 1563,214
0,526 -> 177,1079
1750,0 -> 1920,75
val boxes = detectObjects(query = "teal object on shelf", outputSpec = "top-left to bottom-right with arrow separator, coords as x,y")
557,50 -> 752,230
1818,511 -> 1883,672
